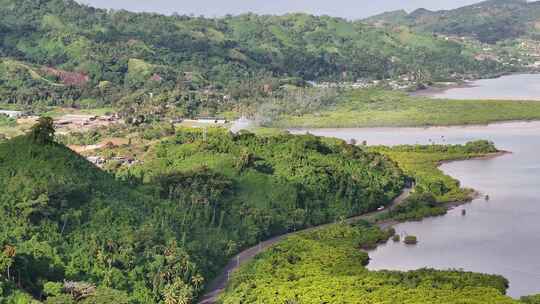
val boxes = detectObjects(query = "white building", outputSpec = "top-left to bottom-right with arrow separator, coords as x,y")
196,117 -> 228,124
0,110 -> 23,118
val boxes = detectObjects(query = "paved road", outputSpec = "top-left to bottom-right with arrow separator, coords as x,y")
198,187 -> 413,304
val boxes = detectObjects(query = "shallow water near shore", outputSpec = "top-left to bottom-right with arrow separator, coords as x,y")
291,121 -> 540,298
413,73 -> 540,100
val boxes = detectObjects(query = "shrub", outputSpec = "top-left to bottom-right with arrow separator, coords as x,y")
404,235 -> 418,245
521,294 -> 540,304
43,282 -> 63,297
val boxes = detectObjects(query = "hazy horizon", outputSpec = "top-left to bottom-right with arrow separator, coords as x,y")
76,0 -> 491,20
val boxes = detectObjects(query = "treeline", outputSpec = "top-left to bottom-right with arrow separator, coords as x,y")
0,123 -> 406,303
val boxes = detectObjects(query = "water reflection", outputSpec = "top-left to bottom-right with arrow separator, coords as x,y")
413,74 -> 540,100
293,121 -> 540,297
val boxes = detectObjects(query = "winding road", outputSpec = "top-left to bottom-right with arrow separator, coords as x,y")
198,187 -> 413,304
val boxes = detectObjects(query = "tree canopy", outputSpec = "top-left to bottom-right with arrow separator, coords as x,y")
0,125 -> 406,303
30,117 -> 55,144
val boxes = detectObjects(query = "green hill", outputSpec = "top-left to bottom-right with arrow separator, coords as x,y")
363,10 -> 409,26
365,0 -> 540,43
0,135 -> 141,302
128,128 -> 406,225
0,124 -> 406,303
0,0 -> 510,111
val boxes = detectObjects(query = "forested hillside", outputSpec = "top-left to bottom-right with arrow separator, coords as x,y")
366,0 -> 540,43
0,0 -> 508,113
0,121 -> 406,303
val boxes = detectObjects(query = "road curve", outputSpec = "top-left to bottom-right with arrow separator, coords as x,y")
198,187 -> 413,304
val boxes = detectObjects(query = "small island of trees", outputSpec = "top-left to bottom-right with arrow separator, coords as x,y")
404,235 -> 419,245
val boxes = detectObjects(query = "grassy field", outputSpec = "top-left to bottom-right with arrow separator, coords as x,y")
1,59 -> 65,87
274,89 -> 540,128
0,116 -> 35,138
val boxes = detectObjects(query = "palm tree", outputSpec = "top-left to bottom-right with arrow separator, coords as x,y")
163,279 -> 194,304
30,116 -> 55,144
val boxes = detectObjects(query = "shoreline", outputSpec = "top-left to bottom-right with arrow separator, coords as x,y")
287,119 -> 540,132
377,150 -> 511,229
278,73 -> 540,130
409,81 -> 475,98
437,150 -> 511,165
198,149 -> 511,303
282,115 -> 540,131
410,71 -> 539,98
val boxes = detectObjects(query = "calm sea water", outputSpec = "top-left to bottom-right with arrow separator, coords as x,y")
413,74 -> 540,100
291,121 -> 540,298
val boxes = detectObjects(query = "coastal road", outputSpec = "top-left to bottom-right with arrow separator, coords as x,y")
197,187 -> 413,304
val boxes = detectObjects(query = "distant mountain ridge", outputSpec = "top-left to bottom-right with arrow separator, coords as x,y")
0,0 -> 511,110
365,0 -> 540,43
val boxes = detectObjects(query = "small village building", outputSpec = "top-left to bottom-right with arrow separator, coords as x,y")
196,117 -> 228,124
0,110 -> 23,118
55,115 -> 98,126
170,118 -> 184,124
87,156 -> 105,167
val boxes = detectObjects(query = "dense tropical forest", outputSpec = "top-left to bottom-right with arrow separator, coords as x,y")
4,0 -> 540,303
211,140 -> 525,303
0,0 -> 514,118
216,140 -> 540,304
219,221 -> 529,303
0,120 -> 407,303
1,117 -> 524,303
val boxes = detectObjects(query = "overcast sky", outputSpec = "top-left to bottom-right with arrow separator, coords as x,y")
77,0 -> 487,20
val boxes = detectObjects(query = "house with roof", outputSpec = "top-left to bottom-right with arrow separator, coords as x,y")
0,110 -> 23,118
